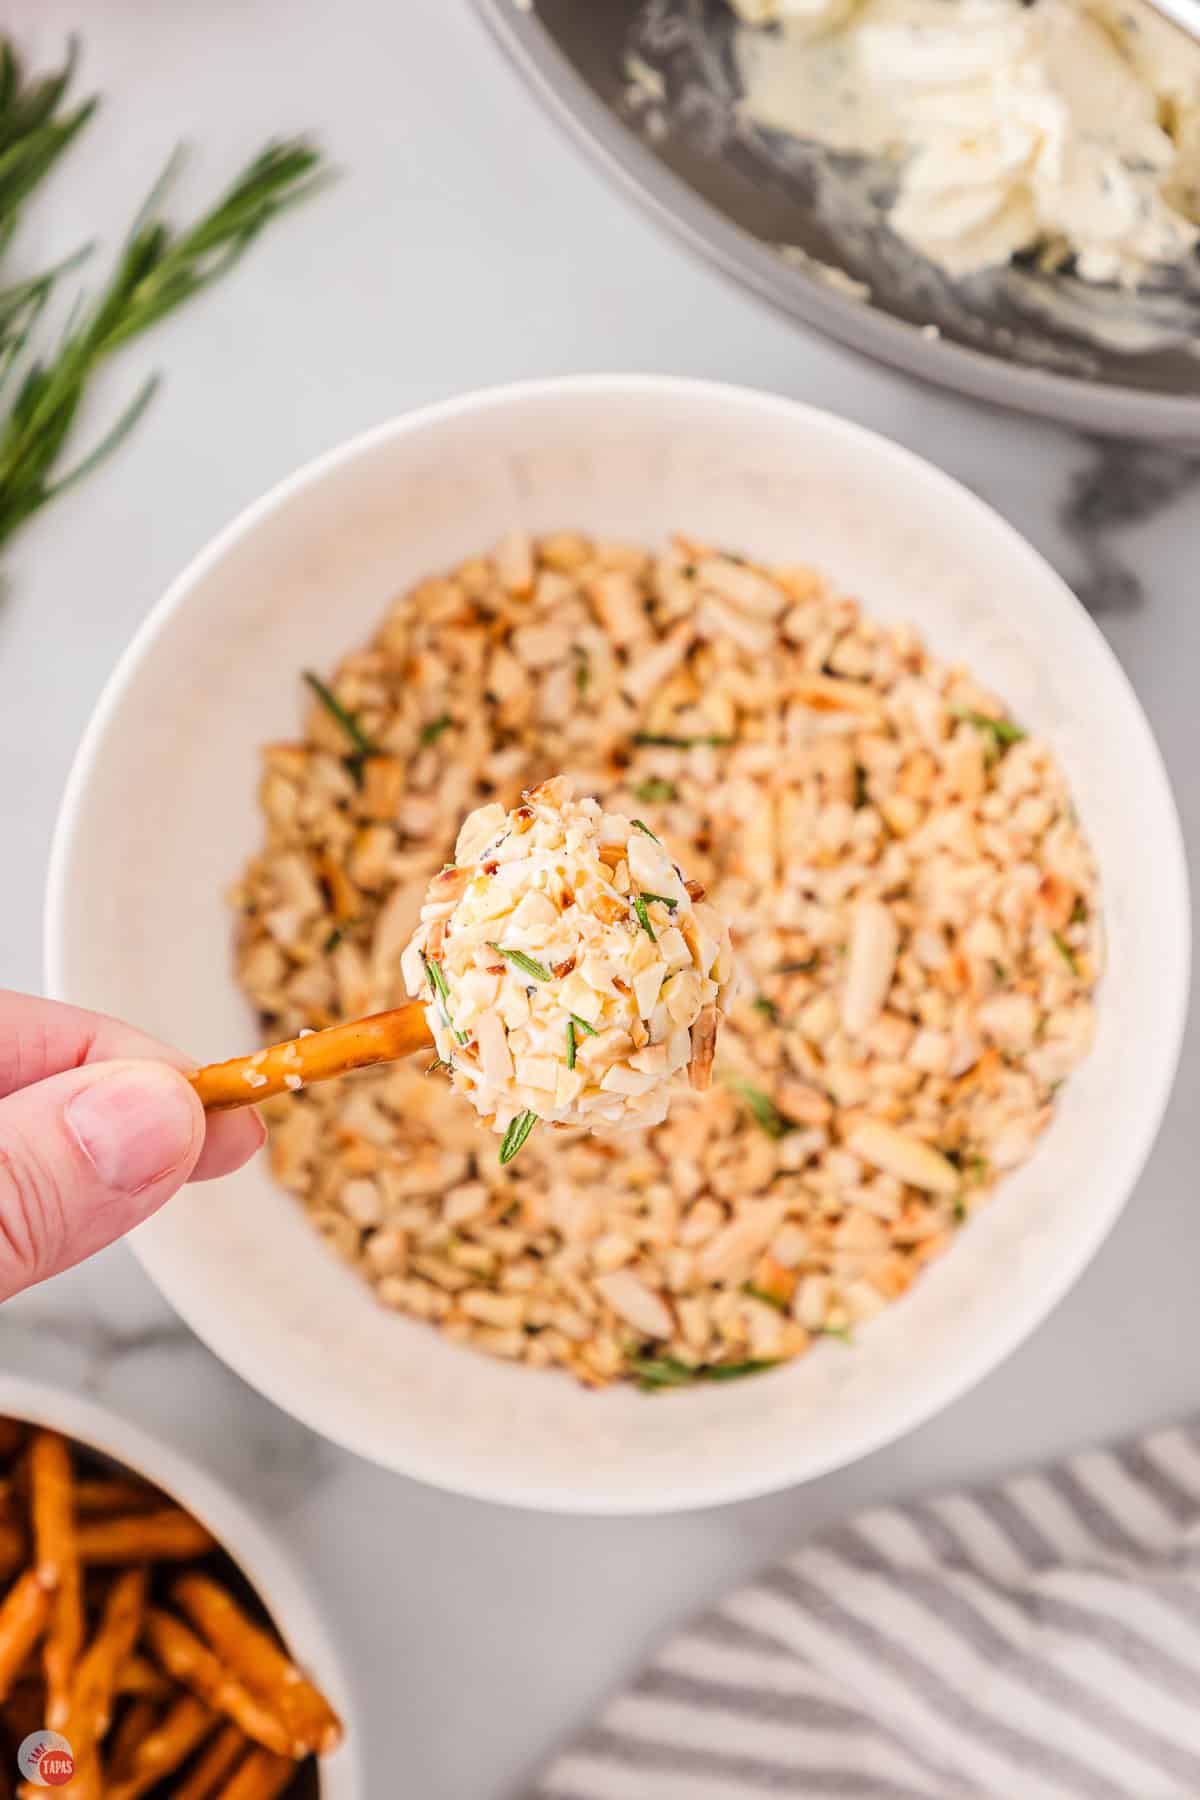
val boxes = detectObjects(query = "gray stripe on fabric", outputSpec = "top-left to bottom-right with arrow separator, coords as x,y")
684,1608 -> 824,1665
768,1564 -> 1132,1800
836,1519 -> 1200,1791
1118,1443 -> 1200,1526
1047,1466 -> 1148,1559
634,1663 -> 880,1733
902,1506 -> 1200,1716
557,1728 -> 936,1798
976,1487 -> 1061,1569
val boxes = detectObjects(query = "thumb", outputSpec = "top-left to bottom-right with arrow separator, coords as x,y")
0,1059 -> 206,1300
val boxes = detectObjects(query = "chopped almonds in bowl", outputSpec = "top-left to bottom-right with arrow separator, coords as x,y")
231,527 -> 1101,1390
401,779 -> 733,1153
51,377 -> 1187,1509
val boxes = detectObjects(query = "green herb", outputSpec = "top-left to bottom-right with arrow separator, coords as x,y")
1070,896 -> 1089,925
0,41 -> 95,283
703,1359 -> 779,1381
953,1197 -> 968,1224
425,1057 -> 451,1077
775,957 -> 818,975
499,1110 -> 537,1165
639,891 -> 678,911
569,1012 -> 598,1037
423,954 -> 467,1045
565,1018 -> 576,1071
735,1082 -> 792,1139
630,818 -> 660,842
573,645 -> 589,695
628,1353 -> 780,1391
742,1283 -> 787,1314
489,943 -> 551,982
419,713 -> 452,745
633,778 -> 677,804
632,894 -> 656,943
1051,931 -> 1079,975
0,133 -> 327,553
633,733 -> 733,749
752,995 -> 780,1024
303,671 -> 380,782
853,764 -> 869,809
819,1325 -> 853,1345
323,927 -> 343,952
960,710 -> 1026,752
991,959 -> 1008,982
680,563 -> 697,579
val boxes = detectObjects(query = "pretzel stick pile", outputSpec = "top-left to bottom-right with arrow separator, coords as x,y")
0,1419 -> 342,1797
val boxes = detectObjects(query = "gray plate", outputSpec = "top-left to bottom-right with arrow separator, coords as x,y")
476,0 -> 1200,442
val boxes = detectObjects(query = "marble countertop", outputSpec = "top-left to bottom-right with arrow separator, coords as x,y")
2,3 -> 1197,1794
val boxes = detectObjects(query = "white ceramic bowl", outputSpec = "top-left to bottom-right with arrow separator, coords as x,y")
0,1375 -> 360,1796
46,377 -> 1189,1514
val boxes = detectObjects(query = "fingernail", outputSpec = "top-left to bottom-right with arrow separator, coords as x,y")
66,1065 -> 200,1194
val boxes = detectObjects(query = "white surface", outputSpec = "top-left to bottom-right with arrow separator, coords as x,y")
46,375 -> 1188,1512
0,1 -> 1196,1794
0,1375 -> 360,1797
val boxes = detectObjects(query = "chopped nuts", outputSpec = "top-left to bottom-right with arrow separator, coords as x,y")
234,532 -> 1099,1388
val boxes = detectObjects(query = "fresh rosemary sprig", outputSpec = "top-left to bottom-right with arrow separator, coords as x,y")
499,1110 -> 538,1166
419,713 -> 452,745
632,778 -> 676,804
0,40 -> 95,263
1051,930 -> 1079,974
568,1013 -> 598,1037
639,891 -> 678,910
565,1018 -> 576,1071
632,894 -> 656,943
633,732 -> 732,749
629,1353 -> 779,1391
0,131 -> 327,550
303,670 -> 379,784
490,943 -> 551,982
959,710 -> 1026,752
630,818 -> 660,842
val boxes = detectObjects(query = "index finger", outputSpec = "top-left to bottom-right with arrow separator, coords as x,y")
0,990 -> 264,1181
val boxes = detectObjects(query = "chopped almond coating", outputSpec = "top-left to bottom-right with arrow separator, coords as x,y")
401,779 -> 733,1137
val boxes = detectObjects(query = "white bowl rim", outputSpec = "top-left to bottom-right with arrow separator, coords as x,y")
0,1373 -> 361,1794
45,374 -> 1191,1513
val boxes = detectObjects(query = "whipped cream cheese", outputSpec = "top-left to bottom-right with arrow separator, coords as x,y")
735,0 -> 1200,285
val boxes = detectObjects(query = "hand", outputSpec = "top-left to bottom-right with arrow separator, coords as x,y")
0,990 -> 265,1302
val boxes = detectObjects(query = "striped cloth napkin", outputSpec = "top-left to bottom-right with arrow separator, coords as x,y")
534,1423 -> 1200,1800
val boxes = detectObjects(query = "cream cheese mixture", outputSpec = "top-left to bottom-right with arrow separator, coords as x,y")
735,0 -> 1200,284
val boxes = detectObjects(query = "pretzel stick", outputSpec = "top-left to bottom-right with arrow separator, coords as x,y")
188,1003 -> 431,1112
66,1566 -> 148,1744
107,1694 -> 216,1800
0,1571 -> 50,1701
0,1419 -> 27,1462
0,1518 -> 25,1581
31,1430 -> 83,1727
215,1747 -> 296,1800
144,1610 -> 293,1756
44,1559 -> 83,1727
173,1572 -> 342,1754
29,1429 -> 73,1588
74,1477 -> 163,1516
173,1723 -> 251,1800
76,1507 -> 216,1563
115,1650 -> 173,1699
106,1697 -> 161,1779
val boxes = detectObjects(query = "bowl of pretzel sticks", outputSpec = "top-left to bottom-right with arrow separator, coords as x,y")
0,1377 -> 357,1800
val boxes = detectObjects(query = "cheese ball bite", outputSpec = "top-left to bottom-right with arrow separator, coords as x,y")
401,777 -> 733,1154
